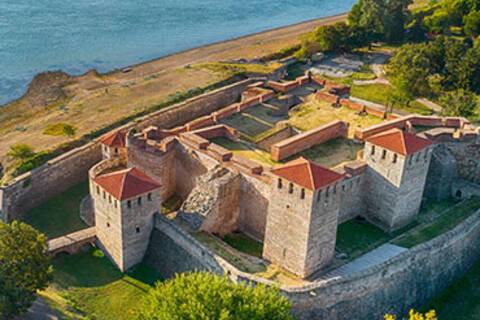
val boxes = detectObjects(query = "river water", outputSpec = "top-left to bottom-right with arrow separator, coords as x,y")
0,0 -> 355,105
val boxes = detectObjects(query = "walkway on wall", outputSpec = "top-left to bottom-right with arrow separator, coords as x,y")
48,227 -> 96,255
324,244 -> 407,279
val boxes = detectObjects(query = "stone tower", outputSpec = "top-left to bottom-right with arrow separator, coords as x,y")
91,167 -> 162,271
263,158 -> 344,278
364,128 -> 432,230
99,130 -> 127,160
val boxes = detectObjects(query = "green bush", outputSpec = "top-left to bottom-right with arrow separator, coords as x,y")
136,272 -> 293,320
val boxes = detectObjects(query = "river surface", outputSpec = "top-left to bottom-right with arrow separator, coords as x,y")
0,0 -> 355,105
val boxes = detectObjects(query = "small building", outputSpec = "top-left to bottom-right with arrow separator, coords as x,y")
99,130 -> 127,159
91,167 -> 162,271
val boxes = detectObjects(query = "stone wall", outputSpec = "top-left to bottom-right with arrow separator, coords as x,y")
338,173 -> 366,223
271,121 -> 348,161
0,142 -> 102,221
143,196 -> 480,320
238,174 -> 271,240
256,124 -> 294,151
135,79 -> 255,130
144,214 -> 225,278
0,78 -> 256,222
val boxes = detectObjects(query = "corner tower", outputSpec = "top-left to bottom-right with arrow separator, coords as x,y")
91,167 -> 162,271
99,130 -> 127,160
263,158 -> 344,278
364,129 -> 433,230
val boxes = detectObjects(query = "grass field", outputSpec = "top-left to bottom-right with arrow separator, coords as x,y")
296,138 -> 363,168
210,137 -> 277,166
394,197 -> 480,248
22,181 -> 89,238
223,232 -> 264,258
350,84 -> 433,115
336,218 -> 392,261
43,247 -> 161,320
289,99 -> 383,137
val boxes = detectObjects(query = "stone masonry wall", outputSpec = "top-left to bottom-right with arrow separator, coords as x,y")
144,198 -> 480,320
238,173 -> 271,240
0,142 -> 102,221
0,78 -> 255,222
256,125 -> 294,151
271,121 -> 348,161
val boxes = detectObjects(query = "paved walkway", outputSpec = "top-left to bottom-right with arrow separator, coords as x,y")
47,227 -> 96,253
323,244 -> 407,279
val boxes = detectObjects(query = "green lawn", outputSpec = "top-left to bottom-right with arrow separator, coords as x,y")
296,138 -> 363,168
161,194 -> 182,214
223,232 -> 264,258
425,259 -> 480,319
44,247 -> 161,320
394,197 -> 480,248
22,181 -> 89,238
350,83 -> 433,115
336,218 -> 392,261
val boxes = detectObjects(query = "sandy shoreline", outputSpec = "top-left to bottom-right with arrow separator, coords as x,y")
102,13 -> 348,82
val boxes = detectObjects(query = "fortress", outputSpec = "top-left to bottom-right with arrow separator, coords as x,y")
87,75 -> 479,279
1,73 -> 479,319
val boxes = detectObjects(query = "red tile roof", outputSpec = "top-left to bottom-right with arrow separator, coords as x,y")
366,128 -> 432,156
99,130 -> 126,148
94,168 -> 161,200
271,157 -> 344,190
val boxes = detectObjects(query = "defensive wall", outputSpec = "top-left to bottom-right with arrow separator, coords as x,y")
0,78 -> 256,222
271,121 -> 349,161
146,206 -> 480,320
355,115 -> 471,141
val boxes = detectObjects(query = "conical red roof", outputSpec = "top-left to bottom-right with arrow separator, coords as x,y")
99,130 -> 126,148
366,128 -> 432,156
94,167 -> 161,200
271,157 -> 344,190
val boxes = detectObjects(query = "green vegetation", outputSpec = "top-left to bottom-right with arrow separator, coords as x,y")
336,218 -> 392,260
223,232 -> 264,258
285,62 -> 305,80
22,181 -> 88,238
160,194 -> 182,214
385,309 -> 437,320
296,138 -> 363,168
394,197 -> 480,248
425,259 -> 480,319
351,84 -> 433,115
0,221 -> 52,319
210,137 -> 277,166
47,247 -> 161,320
7,143 -> 34,160
193,62 -> 282,77
193,232 -> 265,273
136,272 -> 292,320
43,123 -> 77,137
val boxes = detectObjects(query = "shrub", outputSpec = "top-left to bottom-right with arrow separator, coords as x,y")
136,272 -> 292,320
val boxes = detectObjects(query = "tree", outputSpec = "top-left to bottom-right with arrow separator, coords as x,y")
7,144 -> 35,161
439,89 -> 478,117
457,45 -> 480,92
464,10 -> 480,36
136,272 -> 293,320
0,221 -> 52,319
385,309 -> 437,320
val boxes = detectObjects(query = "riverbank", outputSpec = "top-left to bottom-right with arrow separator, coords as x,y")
0,13 -> 346,178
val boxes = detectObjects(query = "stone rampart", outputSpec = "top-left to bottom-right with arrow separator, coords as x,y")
0,79 -> 256,222
0,142 -> 102,221
256,124 -> 294,151
271,121 -> 348,161
355,115 -> 471,140
145,201 -> 480,320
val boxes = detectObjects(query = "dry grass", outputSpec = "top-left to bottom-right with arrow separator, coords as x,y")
296,138 -> 363,168
210,137 -> 277,167
0,14 -> 347,171
289,98 -> 383,137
